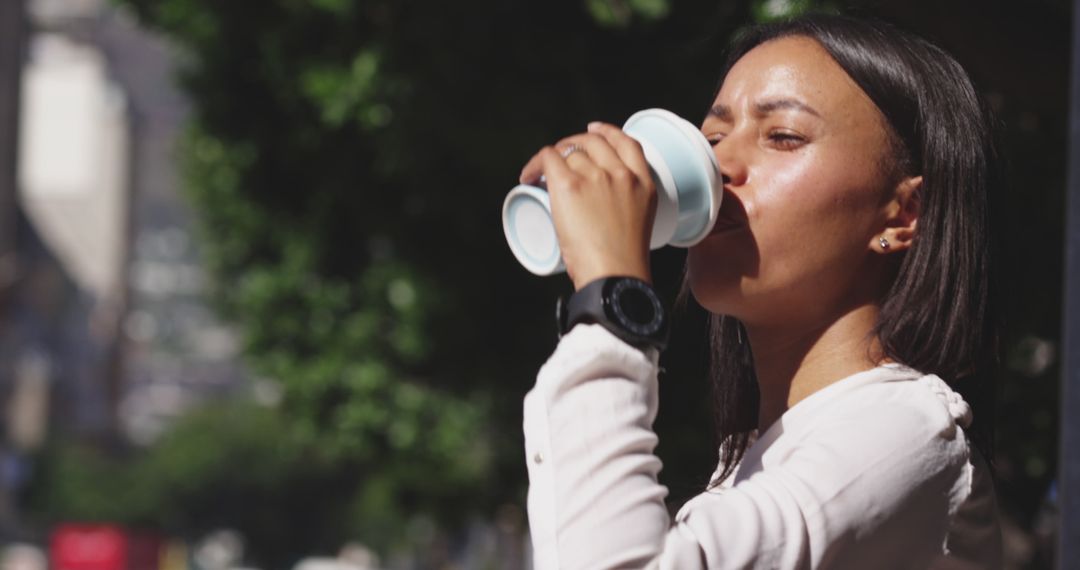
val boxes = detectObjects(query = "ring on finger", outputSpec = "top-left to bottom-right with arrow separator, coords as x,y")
560,144 -> 586,159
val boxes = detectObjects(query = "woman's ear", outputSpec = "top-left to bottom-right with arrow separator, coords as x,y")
873,175 -> 922,253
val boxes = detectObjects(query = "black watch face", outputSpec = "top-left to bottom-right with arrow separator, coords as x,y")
608,279 -> 663,335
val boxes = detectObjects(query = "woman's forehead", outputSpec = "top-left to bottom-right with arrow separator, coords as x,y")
713,36 -> 875,121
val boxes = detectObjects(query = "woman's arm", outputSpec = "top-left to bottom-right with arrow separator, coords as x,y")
524,324 -> 974,570
524,323 -> 675,569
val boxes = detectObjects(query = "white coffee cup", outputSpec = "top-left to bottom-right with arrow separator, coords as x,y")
502,108 -> 722,275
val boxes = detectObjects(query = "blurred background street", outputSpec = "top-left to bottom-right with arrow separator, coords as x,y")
0,0 -> 1073,568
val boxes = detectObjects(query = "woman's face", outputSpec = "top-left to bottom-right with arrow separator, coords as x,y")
688,36 -> 904,325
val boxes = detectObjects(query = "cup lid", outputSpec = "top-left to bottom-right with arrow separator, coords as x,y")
623,108 -> 721,247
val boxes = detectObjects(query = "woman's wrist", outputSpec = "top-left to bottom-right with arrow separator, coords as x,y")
559,276 -> 669,352
571,262 -> 652,292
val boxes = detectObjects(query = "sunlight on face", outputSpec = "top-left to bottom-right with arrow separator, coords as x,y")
688,36 -> 899,326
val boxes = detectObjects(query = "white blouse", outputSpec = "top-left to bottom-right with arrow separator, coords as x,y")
523,324 -> 1002,569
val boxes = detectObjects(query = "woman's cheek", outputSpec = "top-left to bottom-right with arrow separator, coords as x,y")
687,228 -> 760,309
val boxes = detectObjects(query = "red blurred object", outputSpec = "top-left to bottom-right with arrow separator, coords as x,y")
50,525 -> 163,570
51,525 -> 127,570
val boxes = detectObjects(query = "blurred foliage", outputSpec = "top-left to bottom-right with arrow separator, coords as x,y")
27,402 -> 489,567
27,404 -> 357,568
749,0 -> 830,22
28,0 -> 1070,563
102,0 -> 754,553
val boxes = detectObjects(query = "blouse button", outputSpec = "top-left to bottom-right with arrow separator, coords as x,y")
533,452 -> 544,464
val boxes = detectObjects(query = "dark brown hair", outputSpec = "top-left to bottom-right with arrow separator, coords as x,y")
696,13 -> 1000,485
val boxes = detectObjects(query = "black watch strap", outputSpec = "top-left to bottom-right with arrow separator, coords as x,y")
556,276 -> 669,351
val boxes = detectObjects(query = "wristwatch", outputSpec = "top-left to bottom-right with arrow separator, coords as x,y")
556,276 -> 669,351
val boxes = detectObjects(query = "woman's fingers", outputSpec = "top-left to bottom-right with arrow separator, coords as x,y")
514,124 -> 656,289
519,144 -> 580,185
587,122 -> 653,191
519,127 -> 652,190
529,146 -> 575,185
555,133 -> 627,179
518,149 -> 547,185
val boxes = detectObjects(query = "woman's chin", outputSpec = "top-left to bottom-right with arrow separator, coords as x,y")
686,270 -> 745,317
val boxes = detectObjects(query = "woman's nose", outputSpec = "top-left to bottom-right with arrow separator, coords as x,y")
712,136 -> 749,187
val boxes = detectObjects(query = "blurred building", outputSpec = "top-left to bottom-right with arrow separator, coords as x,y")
0,0 -> 251,536
18,23 -> 130,440
84,2 -> 254,446
22,0 -> 252,441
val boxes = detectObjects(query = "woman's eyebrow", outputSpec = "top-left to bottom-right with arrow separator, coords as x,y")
707,99 -> 822,121
755,98 -> 822,118
707,104 -> 734,122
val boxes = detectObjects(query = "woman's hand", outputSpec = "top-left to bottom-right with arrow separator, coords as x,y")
519,122 -> 658,291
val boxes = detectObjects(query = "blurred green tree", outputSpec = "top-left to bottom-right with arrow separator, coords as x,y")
29,404 -> 368,568
109,0 -> 752,542
93,0 -> 754,559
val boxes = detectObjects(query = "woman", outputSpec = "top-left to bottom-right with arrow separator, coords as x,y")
518,13 -> 1003,570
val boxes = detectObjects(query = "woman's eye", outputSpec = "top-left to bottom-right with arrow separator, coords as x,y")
767,130 -> 806,149
707,134 -> 726,147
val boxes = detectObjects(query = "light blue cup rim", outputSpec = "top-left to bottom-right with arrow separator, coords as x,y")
502,185 -> 565,275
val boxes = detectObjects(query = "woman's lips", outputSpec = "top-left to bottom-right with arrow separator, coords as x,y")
708,191 -> 748,235
708,217 -> 745,235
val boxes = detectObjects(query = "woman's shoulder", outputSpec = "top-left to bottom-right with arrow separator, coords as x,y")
792,364 -> 973,440
753,364 -> 975,517
706,365 -> 975,493
684,366 -> 980,564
